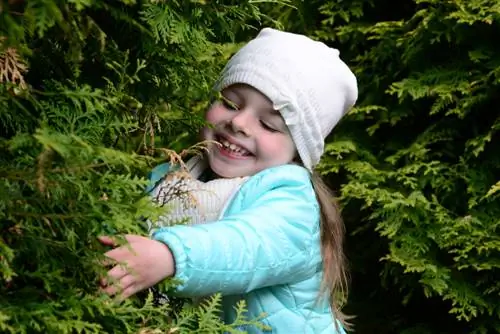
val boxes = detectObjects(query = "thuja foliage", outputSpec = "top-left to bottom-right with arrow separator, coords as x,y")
0,0 -> 284,332
271,0 -> 500,333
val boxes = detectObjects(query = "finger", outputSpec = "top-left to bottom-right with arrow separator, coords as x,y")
124,234 -> 146,243
103,274 -> 135,297
102,282 -> 120,296
100,264 -> 129,287
93,254 -> 114,269
119,281 -> 142,300
103,246 -> 131,262
98,257 -> 114,268
98,235 -> 118,247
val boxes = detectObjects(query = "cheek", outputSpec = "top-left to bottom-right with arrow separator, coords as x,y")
205,104 -> 225,124
283,138 -> 296,159
260,135 -> 296,160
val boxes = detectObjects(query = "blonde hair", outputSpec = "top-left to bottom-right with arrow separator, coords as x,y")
310,172 -> 351,330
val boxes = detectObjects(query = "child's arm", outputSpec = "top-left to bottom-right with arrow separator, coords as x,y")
153,165 -> 321,296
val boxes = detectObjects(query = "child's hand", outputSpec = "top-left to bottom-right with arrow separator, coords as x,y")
98,234 -> 175,299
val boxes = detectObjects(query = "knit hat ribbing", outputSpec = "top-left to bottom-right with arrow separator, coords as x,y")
214,28 -> 358,171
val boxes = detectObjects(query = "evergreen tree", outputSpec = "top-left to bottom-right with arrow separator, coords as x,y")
0,1 -> 286,332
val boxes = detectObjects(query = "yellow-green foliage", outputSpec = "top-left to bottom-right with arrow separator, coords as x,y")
307,0 -> 500,333
0,1 -> 280,332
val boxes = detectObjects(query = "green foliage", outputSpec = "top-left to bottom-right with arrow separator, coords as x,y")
298,0 -> 500,332
170,294 -> 270,333
3,0 -> 499,332
0,0 -> 276,332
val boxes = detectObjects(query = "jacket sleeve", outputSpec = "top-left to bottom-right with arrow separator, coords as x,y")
152,166 -> 322,296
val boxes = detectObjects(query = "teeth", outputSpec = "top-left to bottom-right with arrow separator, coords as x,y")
219,138 -> 249,156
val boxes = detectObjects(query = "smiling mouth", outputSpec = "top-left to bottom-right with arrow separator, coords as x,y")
215,135 -> 252,157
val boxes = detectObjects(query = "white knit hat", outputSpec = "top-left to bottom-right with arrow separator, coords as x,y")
214,28 -> 358,171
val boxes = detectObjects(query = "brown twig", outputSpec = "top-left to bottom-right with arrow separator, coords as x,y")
10,212 -> 82,220
0,43 -> 28,89
36,147 -> 54,194
156,139 -> 220,173
51,163 -> 107,173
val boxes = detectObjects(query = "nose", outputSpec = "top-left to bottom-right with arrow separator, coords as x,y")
228,109 -> 253,136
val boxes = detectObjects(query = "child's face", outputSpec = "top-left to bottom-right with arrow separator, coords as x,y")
203,84 -> 296,178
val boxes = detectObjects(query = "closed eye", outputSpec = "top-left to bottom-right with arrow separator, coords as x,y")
260,121 -> 279,132
220,95 -> 239,111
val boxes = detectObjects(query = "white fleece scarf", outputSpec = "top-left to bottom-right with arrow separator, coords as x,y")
151,155 -> 248,227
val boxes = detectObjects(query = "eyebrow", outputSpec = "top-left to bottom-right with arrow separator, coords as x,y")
226,87 -> 283,118
223,88 -> 241,99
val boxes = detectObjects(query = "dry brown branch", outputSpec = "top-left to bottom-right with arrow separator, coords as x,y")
137,329 -> 164,334
152,140 -> 222,215
11,212 -> 81,220
36,147 -> 54,194
0,42 -> 28,89
51,163 -> 108,173
142,112 -> 161,155
156,139 -> 220,173
178,139 -> 220,159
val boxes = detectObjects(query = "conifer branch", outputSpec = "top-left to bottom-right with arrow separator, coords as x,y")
0,41 -> 27,90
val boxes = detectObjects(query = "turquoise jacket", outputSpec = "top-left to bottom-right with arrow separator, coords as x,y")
148,163 -> 345,334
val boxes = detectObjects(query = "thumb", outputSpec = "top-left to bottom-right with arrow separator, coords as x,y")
98,235 -> 118,246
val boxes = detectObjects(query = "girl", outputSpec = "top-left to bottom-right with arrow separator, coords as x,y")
99,28 -> 358,333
